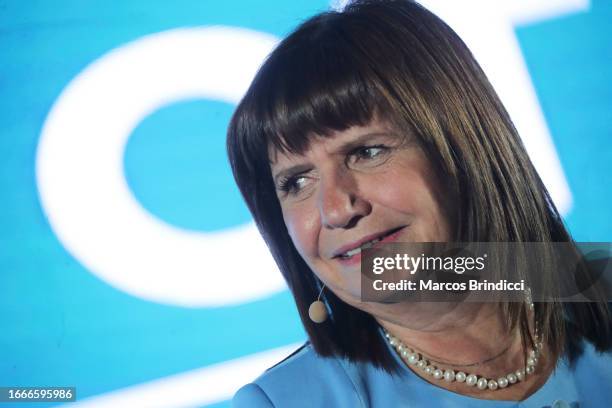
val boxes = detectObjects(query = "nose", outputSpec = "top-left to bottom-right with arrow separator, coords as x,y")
318,167 -> 371,229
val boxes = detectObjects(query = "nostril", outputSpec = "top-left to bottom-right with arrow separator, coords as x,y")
345,215 -> 362,229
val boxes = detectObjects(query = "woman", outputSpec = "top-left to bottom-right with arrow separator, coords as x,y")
226,0 -> 612,406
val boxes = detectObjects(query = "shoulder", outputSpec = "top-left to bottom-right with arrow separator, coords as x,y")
233,383 -> 273,407
573,340 -> 612,380
232,342 -> 365,408
561,340 -> 612,406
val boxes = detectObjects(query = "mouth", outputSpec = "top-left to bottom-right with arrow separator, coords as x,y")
333,226 -> 407,261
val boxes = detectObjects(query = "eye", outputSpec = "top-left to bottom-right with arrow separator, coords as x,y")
277,174 -> 310,196
348,145 -> 390,166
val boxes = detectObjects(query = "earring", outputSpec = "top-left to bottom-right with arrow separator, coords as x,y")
308,283 -> 328,323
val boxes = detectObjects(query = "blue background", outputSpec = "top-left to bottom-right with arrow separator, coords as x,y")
1,0 -> 610,407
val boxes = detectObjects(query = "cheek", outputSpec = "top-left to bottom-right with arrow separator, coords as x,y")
365,158 -> 449,240
365,167 -> 423,213
282,204 -> 320,258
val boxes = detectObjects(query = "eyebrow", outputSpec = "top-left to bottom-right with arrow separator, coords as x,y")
272,164 -> 312,187
271,131 -> 399,186
334,131 -> 398,155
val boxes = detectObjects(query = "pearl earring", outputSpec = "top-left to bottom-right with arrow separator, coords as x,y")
308,283 -> 328,323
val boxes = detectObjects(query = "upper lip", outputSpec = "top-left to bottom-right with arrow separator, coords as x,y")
331,226 -> 406,258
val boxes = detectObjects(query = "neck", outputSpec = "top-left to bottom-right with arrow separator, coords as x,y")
370,301 -> 553,401
375,302 -> 521,373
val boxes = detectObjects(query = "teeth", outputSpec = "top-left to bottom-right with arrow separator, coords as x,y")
342,247 -> 361,258
340,236 -> 385,259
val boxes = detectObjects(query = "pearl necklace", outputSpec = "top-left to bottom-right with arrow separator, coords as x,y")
384,330 -> 542,391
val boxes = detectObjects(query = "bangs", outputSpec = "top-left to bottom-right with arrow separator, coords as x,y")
246,12 -> 390,158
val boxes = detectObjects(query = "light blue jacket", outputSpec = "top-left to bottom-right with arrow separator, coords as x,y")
233,331 -> 612,407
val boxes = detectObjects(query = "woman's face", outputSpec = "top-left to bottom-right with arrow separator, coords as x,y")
269,119 -> 451,306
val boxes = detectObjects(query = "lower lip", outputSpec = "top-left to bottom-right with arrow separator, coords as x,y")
335,226 -> 406,267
